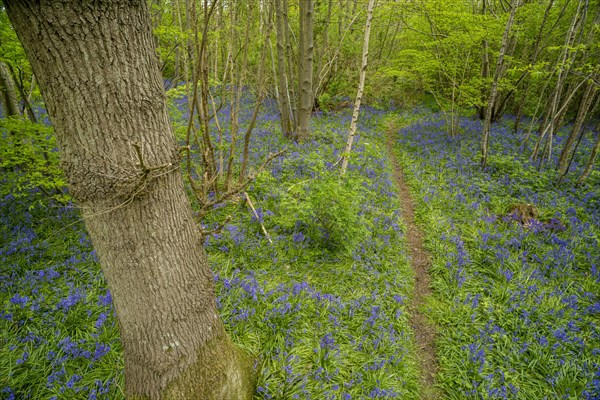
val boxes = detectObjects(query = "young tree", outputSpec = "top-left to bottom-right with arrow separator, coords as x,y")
297,0 -> 314,141
0,61 -> 19,117
341,0 -> 376,175
4,1 -> 256,399
481,0 -> 520,168
275,0 -> 295,138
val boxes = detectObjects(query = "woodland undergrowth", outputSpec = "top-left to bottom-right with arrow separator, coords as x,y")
1,93 -> 419,399
391,112 -> 600,399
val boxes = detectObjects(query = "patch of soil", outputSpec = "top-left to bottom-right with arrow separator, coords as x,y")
385,128 -> 440,399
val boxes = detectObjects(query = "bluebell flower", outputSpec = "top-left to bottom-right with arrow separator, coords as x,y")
97,290 -> 112,307
9,294 -> 29,307
292,231 -> 305,243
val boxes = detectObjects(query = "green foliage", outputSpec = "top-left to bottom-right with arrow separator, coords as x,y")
0,10 -> 27,66
316,92 -> 333,112
393,114 -> 600,399
0,9 -> 39,103
278,172 -> 368,254
0,117 -> 68,202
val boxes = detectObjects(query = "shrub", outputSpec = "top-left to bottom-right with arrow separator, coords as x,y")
275,172 -> 368,255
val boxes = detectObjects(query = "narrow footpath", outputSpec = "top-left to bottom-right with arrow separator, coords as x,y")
385,128 -> 440,399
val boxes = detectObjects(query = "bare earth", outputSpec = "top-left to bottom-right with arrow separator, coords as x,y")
385,128 -> 440,399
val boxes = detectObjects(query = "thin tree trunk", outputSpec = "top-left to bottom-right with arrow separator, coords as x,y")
531,0 -> 586,162
340,0 -> 375,175
0,61 -> 20,117
5,2 -> 256,399
557,78 -> 598,177
578,122 -> 600,185
558,90 -> 600,183
478,0 -> 490,120
513,0 -> 554,132
226,1 -> 253,190
314,0 -> 333,105
239,2 -> 273,181
296,0 -> 314,141
275,0 -> 294,137
197,0 -> 218,193
283,0 -> 297,124
6,64 -> 37,123
481,0 -> 520,167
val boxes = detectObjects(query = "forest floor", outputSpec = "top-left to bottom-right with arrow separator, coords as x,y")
386,126 -> 440,399
3,103 -> 599,399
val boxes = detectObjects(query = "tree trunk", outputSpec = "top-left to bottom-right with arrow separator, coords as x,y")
283,0 -> 297,124
0,61 -> 20,117
481,0 -> 520,167
5,2 -> 256,399
239,2 -> 273,182
478,1 -> 490,121
557,78 -> 598,178
6,64 -> 38,123
225,1 -> 253,190
513,0 -> 554,133
531,0 -> 586,163
297,0 -> 314,141
578,122 -> 600,185
341,0 -> 375,175
275,0 -> 294,138
314,0 -> 333,105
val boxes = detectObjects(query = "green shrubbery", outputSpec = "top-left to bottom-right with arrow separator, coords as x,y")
0,117 -> 67,202
273,172 -> 368,254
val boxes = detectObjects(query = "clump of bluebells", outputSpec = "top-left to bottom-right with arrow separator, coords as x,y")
393,112 -> 600,399
1,94 -> 420,398
0,190 -> 122,398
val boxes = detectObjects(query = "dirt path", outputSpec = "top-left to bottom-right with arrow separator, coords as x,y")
385,128 -> 439,399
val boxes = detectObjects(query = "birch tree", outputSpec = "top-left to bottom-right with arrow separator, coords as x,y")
341,0 -> 376,175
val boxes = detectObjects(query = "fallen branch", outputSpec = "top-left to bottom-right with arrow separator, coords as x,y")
243,192 -> 273,244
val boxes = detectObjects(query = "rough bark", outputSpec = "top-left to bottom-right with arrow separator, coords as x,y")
5,1 -> 256,399
341,0 -> 375,175
297,0 -> 314,141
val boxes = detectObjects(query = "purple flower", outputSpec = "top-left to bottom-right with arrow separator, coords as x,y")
9,294 -> 29,307
66,374 -> 82,389
292,232 -> 305,243
95,312 -> 108,330
320,333 -> 336,350
97,290 -> 112,307
93,343 -> 110,361
16,351 -> 29,365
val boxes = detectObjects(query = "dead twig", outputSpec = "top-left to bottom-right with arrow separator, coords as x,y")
243,192 -> 273,244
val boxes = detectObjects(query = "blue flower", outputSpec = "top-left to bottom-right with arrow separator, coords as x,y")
292,231 -> 305,243
9,294 -> 29,307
